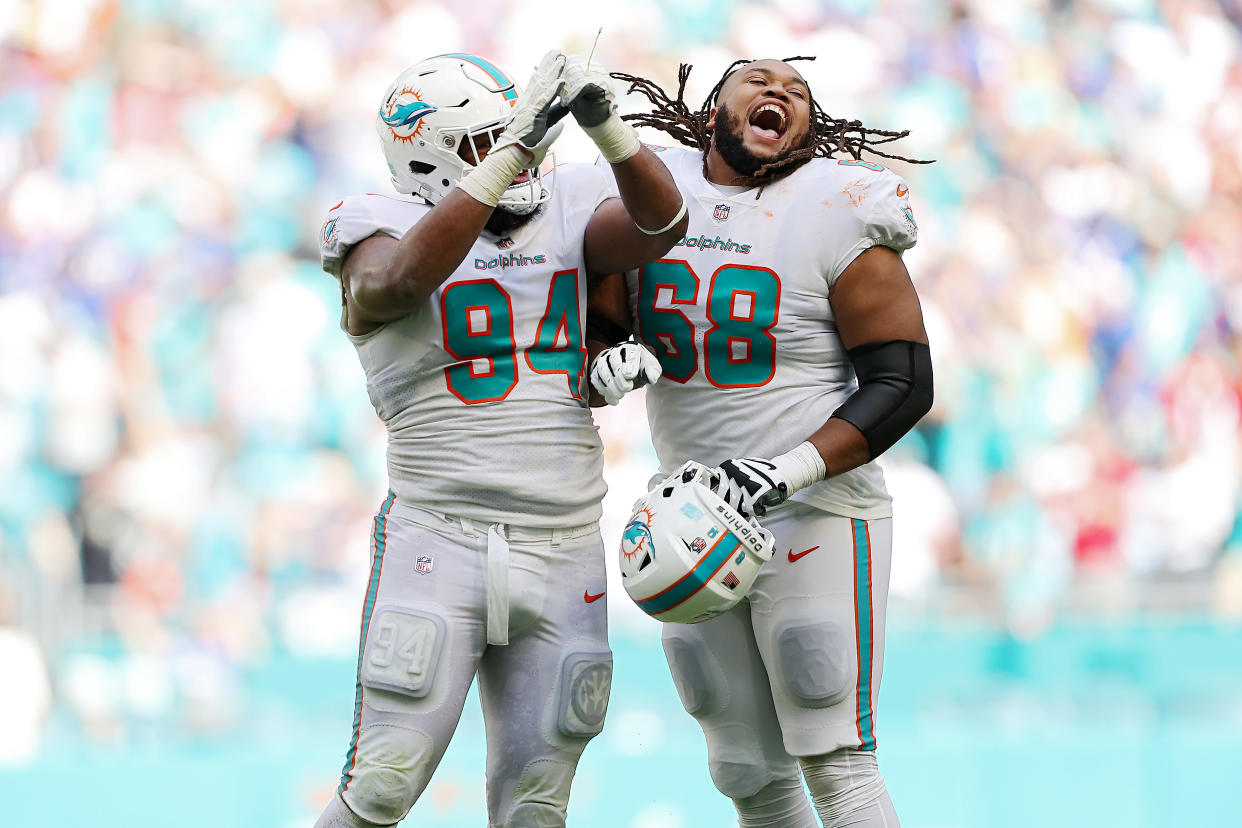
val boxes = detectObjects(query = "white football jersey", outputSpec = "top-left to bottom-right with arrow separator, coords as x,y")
320,165 -> 614,528
627,146 -> 919,519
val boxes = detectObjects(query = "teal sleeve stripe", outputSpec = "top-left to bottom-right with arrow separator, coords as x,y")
638,533 -> 742,616
437,53 -> 518,102
339,490 -> 397,794
852,518 -> 877,751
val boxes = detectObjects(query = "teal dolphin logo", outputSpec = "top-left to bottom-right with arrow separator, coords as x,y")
620,509 -> 656,575
382,100 -> 436,131
381,88 -> 437,141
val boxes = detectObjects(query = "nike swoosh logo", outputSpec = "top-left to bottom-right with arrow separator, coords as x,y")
787,545 -> 820,562
584,590 -> 606,603
896,185 -> 908,197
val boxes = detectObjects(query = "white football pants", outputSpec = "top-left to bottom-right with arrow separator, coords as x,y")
317,492 -> 612,828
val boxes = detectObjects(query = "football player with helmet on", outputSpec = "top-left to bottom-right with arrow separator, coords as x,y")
313,50 -> 687,828
588,58 -> 933,827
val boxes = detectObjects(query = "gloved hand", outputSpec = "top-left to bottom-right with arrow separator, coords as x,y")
715,457 -> 789,519
558,53 -> 641,163
589,340 -> 662,406
712,442 -> 828,518
560,53 -> 616,128
460,51 -> 567,206
492,50 -> 568,166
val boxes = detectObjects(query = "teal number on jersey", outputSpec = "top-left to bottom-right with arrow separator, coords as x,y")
441,279 -> 518,404
637,260 -> 699,382
703,265 -> 780,388
638,260 -> 780,387
526,269 -> 586,397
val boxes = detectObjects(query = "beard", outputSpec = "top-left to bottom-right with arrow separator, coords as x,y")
711,103 -> 811,182
485,201 -> 542,237
713,104 -> 767,176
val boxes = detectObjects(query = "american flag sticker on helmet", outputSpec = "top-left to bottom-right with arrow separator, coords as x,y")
722,571 -> 740,590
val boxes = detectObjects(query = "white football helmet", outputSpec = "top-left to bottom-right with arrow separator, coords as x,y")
620,463 -> 775,624
376,53 -> 552,214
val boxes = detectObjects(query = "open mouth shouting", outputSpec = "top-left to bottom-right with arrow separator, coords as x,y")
748,101 -> 789,143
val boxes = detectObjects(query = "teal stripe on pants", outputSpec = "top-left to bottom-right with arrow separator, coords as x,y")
339,489 -> 397,793
852,518 -> 876,751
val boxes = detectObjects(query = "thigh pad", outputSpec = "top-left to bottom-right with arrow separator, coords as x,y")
662,632 -> 728,718
557,647 -> 612,738
774,620 -> 852,709
360,604 -> 447,699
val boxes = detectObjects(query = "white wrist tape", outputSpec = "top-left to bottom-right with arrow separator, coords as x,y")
770,441 -> 827,496
636,198 -> 687,236
456,145 -> 529,207
583,112 -> 642,164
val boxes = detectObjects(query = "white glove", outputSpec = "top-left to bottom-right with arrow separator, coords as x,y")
590,341 -> 662,405
492,50 -> 567,167
639,460 -> 776,548
560,53 -> 641,163
459,51 -> 567,206
715,457 -> 787,519
714,442 -> 828,518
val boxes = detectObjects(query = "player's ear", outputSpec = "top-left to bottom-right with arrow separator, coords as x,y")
706,106 -> 718,131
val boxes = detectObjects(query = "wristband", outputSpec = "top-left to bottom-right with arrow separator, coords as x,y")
769,441 -> 826,495
583,112 -> 642,164
456,145 -> 529,207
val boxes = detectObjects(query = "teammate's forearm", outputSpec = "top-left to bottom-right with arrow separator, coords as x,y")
609,147 -> 689,242
584,339 -> 610,407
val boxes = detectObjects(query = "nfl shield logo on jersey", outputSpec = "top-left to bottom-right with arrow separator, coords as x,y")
416,555 -> 434,574
713,203 -> 730,222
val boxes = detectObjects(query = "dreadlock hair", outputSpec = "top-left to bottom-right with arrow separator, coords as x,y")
612,57 -> 932,185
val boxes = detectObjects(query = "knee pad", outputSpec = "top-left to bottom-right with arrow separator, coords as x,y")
799,749 -> 889,825
703,724 -> 789,799
360,604 -> 447,700
501,758 -> 576,827
662,633 -> 728,718
344,726 -> 434,825
557,647 -> 612,738
773,620 -> 852,709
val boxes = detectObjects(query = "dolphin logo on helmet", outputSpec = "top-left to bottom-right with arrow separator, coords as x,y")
380,92 -> 438,142
374,54 -> 553,215
620,508 -> 657,574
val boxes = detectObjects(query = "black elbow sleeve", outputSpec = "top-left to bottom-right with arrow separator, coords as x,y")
830,340 -> 933,460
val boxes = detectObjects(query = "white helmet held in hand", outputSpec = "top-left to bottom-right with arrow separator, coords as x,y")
620,462 -> 775,624
376,53 -> 552,214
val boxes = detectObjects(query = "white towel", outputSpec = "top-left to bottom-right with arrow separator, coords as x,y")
486,524 -> 510,645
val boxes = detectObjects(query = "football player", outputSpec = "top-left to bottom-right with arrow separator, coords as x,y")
313,51 -> 687,828
587,58 -> 933,827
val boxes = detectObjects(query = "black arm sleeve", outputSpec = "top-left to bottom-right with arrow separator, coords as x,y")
585,312 -> 632,347
830,339 -> 933,460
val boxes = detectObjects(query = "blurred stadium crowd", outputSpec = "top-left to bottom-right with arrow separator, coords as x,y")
1,0 -> 1241,780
